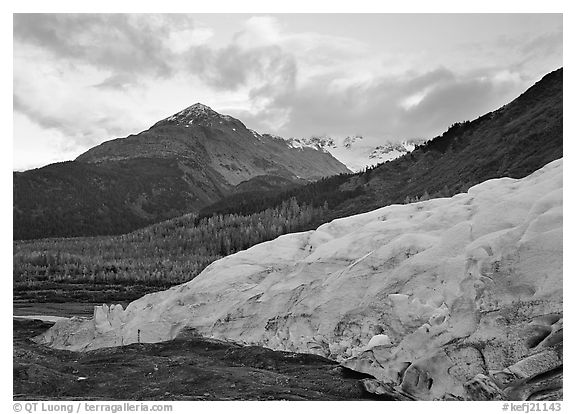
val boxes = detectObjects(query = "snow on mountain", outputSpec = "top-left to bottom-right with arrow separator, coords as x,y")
369,142 -> 417,160
286,136 -> 336,151
331,139 -> 422,172
343,135 -> 361,148
161,103 -> 242,128
284,135 -> 423,172
38,158 -> 562,400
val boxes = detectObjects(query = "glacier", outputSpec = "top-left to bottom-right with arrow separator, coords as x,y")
37,158 -> 563,400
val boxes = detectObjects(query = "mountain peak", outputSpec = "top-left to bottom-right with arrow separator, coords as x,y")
190,102 -> 211,109
155,103 -> 243,128
184,102 -> 217,114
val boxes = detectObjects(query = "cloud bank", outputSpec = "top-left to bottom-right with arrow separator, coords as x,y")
13,14 -> 562,169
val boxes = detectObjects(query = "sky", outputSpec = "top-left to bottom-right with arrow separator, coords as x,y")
13,13 -> 562,171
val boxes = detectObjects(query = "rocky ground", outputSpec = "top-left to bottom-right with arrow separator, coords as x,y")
14,319 -> 382,401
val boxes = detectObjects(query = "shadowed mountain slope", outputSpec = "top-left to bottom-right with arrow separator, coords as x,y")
13,104 -> 350,240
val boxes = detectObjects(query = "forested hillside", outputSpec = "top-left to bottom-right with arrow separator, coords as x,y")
14,199 -> 327,302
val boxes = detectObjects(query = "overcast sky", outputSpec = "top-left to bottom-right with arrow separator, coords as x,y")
13,13 -> 562,170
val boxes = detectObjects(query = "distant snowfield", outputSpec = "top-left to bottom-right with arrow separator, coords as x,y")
327,142 -> 417,172
286,135 -> 420,172
39,159 -> 563,400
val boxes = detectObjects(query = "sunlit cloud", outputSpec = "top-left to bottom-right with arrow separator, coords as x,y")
13,13 -> 562,170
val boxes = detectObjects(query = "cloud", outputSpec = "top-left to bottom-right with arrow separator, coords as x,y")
188,44 -> 297,92
12,14 -> 216,149
13,14 -> 563,170
167,26 -> 214,53
13,54 -> 145,147
13,112 -> 89,171
399,75 -> 520,136
192,18 -> 531,142
236,67 -> 525,144
183,14 -> 366,96
14,13 -> 301,140
13,14 -> 205,78
453,29 -> 563,79
93,73 -> 140,90
13,89 -> 140,146
516,30 -> 563,70
184,16 -> 374,130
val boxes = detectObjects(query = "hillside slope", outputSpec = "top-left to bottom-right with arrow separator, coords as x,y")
201,68 -> 563,225
13,104 -> 350,240
339,68 -> 563,215
39,158 -> 563,401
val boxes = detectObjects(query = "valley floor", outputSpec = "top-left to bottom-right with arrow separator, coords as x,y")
14,301 -> 102,319
14,282 -> 165,304
13,319 -> 379,401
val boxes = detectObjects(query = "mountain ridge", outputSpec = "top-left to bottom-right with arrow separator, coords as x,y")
14,104 -> 350,240
75,104 -> 350,184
